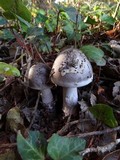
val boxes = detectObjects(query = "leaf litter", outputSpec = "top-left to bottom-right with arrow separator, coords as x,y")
0,19 -> 120,160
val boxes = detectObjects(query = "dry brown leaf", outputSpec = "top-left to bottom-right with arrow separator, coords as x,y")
90,93 -> 97,106
112,81 -> 120,97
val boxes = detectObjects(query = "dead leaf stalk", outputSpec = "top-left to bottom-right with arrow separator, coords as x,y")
80,138 -> 120,156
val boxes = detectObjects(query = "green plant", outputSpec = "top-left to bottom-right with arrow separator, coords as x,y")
17,131 -> 86,160
0,1 -> 119,62
89,104 -> 118,128
80,45 -> 106,66
0,0 -> 32,22
0,62 -> 20,77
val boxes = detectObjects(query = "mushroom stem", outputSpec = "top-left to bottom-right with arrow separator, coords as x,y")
63,87 -> 78,116
41,88 -> 54,110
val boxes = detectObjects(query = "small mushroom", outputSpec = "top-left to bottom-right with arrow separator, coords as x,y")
50,48 -> 93,116
27,63 -> 54,110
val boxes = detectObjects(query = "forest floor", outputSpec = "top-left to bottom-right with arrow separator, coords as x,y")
0,23 -> 120,160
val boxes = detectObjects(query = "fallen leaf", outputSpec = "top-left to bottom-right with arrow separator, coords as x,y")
6,107 -> 24,132
90,93 -> 97,106
112,81 -> 120,97
47,133 -> 86,160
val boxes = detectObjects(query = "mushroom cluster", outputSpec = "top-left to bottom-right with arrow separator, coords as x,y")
26,48 -> 93,116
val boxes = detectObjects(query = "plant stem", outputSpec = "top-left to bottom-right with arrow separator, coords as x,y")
74,12 -> 78,48
55,11 -> 61,34
28,91 -> 41,130
113,1 -> 120,19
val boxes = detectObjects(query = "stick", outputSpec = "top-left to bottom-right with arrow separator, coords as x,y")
68,126 -> 120,138
28,91 -> 41,130
80,138 -> 120,156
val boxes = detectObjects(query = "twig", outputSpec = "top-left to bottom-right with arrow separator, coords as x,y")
57,120 -> 79,135
55,11 -> 61,35
0,143 -> 16,148
80,138 -> 120,156
0,79 -> 16,92
113,2 -> 120,19
68,126 -> 120,138
74,11 -> 79,48
33,45 -> 51,69
12,32 -> 32,56
28,91 -> 41,130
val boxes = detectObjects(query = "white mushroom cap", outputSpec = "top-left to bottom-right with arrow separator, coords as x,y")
51,48 -> 93,87
28,63 -> 50,90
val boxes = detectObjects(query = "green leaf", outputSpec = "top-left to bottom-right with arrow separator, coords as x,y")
0,62 -> 20,77
0,29 -> 14,40
15,14 -> 31,32
3,11 -> 15,19
89,104 -> 118,128
0,0 -> 32,22
84,16 -> 97,25
17,131 -> 47,160
0,16 -> 7,25
7,107 -> 23,132
63,23 -> 74,39
65,7 -> 81,23
27,27 -> 44,38
45,18 -> 56,32
96,58 -> 106,66
101,14 -> 115,25
53,3 -> 65,12
47,134 -> 86,160
15,14 -> 31,28
0,75 -> 5,83
35,12 -> 48,24
78,21 -> 88,31
80,45 -> 106,66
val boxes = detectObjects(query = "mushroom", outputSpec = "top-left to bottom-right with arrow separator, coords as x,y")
50,48 -> 93,116
26,63 -> 54,111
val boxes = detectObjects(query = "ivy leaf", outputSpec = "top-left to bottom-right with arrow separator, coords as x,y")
80,45 -> 106,66
89,104 -> 118,128
45,18 -> 56,32
35,12 -> 48,24
27,27 -> 44,38
78,21 -> 88,31
0,76 -> 4,83
0,62 -> 20,77
63,23 -> 74,39
0,0 -> 32,22
0,16 -> 7,25
3,11 -> 15,19
0,29 -> 14,40
96,58 -> 106,66
65,7 -> 81,23
7,107 -> 23,132
47,134 -> 86,160
15,15 -> 31,28
84,16 -> 97,25
53,3 -> 65,12
17,131 -> 47,160
101,14 -> 115,25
